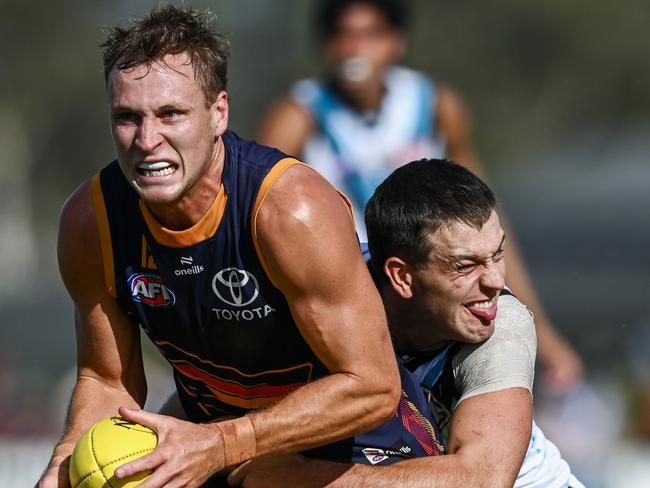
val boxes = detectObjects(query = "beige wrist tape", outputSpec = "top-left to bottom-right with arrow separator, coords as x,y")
217,416 -> 257,466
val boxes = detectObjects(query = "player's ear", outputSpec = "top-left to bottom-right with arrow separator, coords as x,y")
384,256 -> 413,299
392,33 -> 407,62
209,90 -> 229,136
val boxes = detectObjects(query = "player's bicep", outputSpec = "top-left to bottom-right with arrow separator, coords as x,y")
255,165 -> 392,375
58,181 -> 146,401
448,387 -> 532,485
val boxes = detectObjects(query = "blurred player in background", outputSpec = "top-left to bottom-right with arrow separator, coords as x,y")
258,0 -> 583,394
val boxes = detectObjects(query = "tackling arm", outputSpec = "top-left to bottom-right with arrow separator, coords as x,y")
228,388 -> 531,488
229,295 -> 538,487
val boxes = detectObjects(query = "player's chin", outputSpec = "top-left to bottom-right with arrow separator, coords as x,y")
134,183 -> 182,205
459,319 -> 495,344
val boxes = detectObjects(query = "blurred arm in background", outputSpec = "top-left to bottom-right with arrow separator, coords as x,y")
435,83 -> 585,393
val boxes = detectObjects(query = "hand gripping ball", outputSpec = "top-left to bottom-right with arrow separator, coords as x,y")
69,416 -> 158,488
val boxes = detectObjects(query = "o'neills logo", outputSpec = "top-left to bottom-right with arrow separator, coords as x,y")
128,273 -> 176,306
175,265 -> 204,276
175,256 -> 204,276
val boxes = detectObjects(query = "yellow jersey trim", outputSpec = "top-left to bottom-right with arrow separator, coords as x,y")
139,184 -> 228,248
91,174 -> 116,297
251,158 -> 298,281
251,159 -> 355,284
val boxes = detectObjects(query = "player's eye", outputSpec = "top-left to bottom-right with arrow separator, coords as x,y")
113,112 -> 138,123
492,249 -> 505,261
455,263 -> 477,274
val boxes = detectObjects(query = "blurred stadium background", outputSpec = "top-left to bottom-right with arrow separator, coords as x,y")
1,0 -> 648,485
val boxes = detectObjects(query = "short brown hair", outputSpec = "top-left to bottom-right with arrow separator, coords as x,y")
366,159 -> 497,276
101,5 -> 230,102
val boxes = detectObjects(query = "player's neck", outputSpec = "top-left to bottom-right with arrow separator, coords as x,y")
334,80 -> 385,113
384,296 -> 448,354
145,138 -> 225,230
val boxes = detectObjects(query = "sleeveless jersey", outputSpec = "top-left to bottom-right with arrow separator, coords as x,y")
91,131 -> 442,475
93,130 -> 330,421
292,66 -> 446,240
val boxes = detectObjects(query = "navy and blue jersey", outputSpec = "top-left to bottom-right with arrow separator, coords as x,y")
306,361 -> 444,465
92,131 -> 442,475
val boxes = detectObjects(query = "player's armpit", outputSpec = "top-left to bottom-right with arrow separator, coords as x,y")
250,163 -> 400,456
257,97 -> 314,156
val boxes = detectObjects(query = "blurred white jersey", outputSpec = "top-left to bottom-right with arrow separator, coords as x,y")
517,421 -> 585,488
291,66 -> 445,240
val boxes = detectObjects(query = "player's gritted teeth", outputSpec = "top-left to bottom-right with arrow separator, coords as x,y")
463,297 -> 498,323
137,161 -> 178,177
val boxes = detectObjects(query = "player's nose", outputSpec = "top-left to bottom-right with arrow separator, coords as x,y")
480,262 -> 506,292
135,117 -> 163,152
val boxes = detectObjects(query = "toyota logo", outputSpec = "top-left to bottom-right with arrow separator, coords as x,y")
212,268 -> 260,307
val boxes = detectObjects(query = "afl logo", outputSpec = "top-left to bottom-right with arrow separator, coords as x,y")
128,273 -> 176,306
212,267 -> 259,307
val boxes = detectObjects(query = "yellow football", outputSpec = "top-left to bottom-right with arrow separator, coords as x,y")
69,416 -> 158,488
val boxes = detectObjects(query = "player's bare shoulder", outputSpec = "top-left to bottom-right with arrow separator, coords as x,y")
254,162 -> 359,295
256,163 -> 354,238
436,83 -> 471,125
58,179 -> 105,295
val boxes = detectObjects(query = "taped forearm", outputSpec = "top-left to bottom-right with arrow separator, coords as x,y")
216,416 -> 257,467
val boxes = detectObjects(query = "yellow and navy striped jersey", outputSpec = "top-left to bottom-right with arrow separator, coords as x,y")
93,131 -> 441,474
93,130 -> 329,421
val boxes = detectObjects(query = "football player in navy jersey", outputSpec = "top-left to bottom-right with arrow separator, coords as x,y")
230,159 -> 583,488
36,6 -> 403,488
